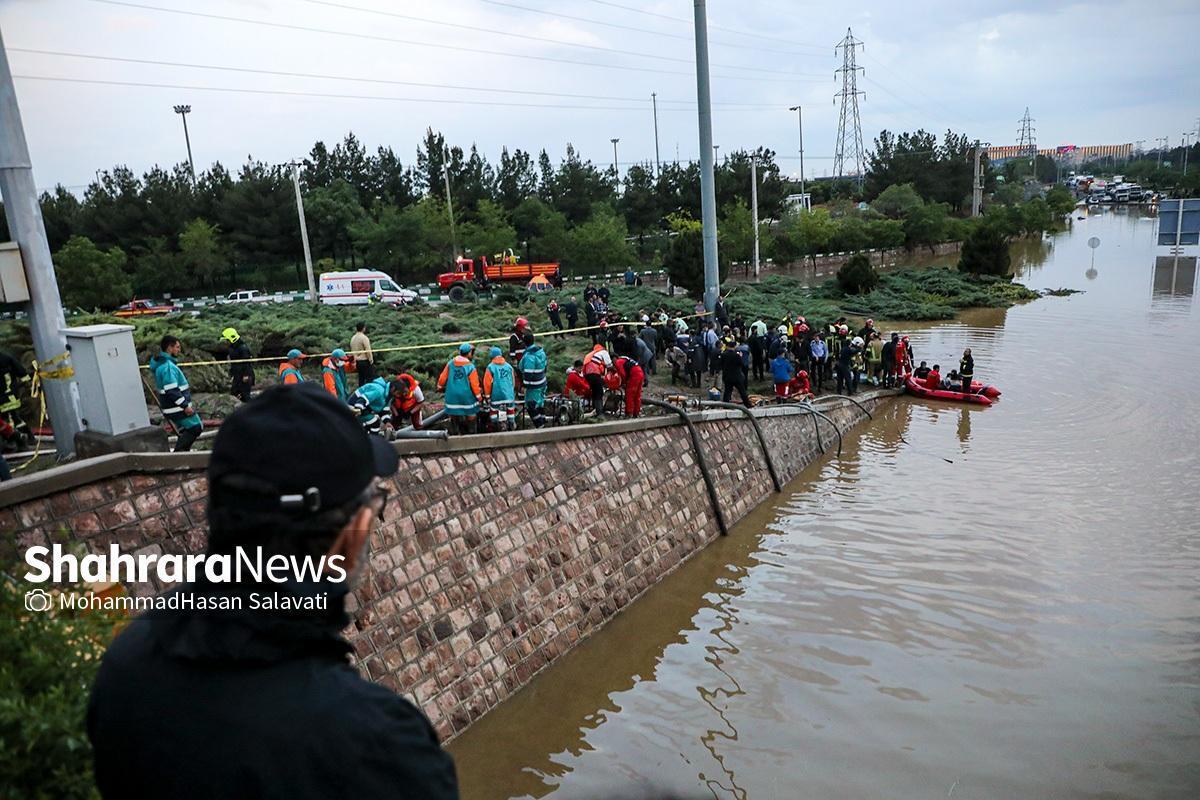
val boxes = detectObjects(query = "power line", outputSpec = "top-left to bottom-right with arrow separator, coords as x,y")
82,1 -> 820,83
9,48 -> 794,107
578,0 -> 827,50
299,0 -> 820,77
468,0 -> 823,57
12,74 -> 665,111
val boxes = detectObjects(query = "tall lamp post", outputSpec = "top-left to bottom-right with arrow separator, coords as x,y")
610,138 -> 620,176
172,104 -> 196,184
788,105 -> 806,209
1183,132 -> 1193,177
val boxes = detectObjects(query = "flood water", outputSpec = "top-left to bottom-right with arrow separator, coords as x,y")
449,209 -> 1200,799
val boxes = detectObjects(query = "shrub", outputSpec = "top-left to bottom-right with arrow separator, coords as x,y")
0,573 -> 123,799
836,253 -> 880,295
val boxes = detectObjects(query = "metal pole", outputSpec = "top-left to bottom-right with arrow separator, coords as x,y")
610,137 -> 619,176
693,0 -> 720,312
173,104 -> 196,184
971,142 -> 984,218
651,93 -> 661,178
442,150 -> 457,259
0,28 -> 83,457
290,162 -> 317,305
1183,133 -> 1192,176
750,157 -> 760,278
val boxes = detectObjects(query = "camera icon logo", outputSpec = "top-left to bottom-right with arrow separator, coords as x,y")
24,588 -> 53,613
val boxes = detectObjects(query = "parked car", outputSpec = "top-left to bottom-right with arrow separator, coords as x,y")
318,270 -> 418,306
223,289 -> 273,304
112,298 -> 178,317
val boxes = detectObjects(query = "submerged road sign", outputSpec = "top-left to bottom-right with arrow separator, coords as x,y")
1157,199 -> 1200,247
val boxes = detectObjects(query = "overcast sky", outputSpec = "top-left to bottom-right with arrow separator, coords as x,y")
3,0 -> 1198,192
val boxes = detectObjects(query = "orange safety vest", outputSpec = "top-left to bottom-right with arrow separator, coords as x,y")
391,374 -> 421,412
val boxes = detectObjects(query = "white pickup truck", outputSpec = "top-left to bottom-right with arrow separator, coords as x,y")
224,290 -> 273,304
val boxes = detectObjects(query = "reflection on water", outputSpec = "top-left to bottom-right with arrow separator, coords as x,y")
1153,255 -> 1197,298
450,210 -> 1200,799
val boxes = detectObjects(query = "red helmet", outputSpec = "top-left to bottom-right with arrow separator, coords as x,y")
902,335 -> 909,341
599,320 -> 608,328
515,316 -> 529,330
798,324 -> 810,333
798,370 -> 808,378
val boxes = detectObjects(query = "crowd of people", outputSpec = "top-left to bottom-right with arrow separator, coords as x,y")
141,289 -> 982,451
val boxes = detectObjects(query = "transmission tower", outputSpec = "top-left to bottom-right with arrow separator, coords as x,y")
833,28 -> 866,188
1017,107 -> 1037,170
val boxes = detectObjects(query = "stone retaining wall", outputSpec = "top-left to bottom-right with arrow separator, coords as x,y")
1,391 -> 896,740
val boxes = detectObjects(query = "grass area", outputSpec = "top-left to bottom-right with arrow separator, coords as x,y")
0,267 -> 1039,400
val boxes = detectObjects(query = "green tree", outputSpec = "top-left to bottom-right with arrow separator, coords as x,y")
511,197 -> 569,263
350,203 -> 423,280
303,179 -> 365,264
902,202 -> 950,254
718,199 -> 756,264
178,218 -> 225,289
38,186 -> 82,253
562,204 -> 633,273
1045,185 -> 1076,217
871,183 -> 924,219
459,200 -> 517,261
54,235 -> 132,309
958,221 -> 1012,276
836,253 -> 879,294
619,164 -> 661,256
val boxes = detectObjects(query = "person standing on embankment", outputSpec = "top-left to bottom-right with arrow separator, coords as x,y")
350,322 -> 374,386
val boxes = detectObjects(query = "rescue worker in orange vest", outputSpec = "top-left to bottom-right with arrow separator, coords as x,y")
582,342 -> 613,417
437,343 -> 483,435
389,373 -> 424,430
321,349 -> 352,402
278,349 -> 305,384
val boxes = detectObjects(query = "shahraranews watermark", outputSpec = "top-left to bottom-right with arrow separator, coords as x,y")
22,586 -> 327,614
23,543 -> 348,586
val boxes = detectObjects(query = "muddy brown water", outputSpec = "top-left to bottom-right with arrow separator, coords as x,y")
448,208 -> 1200,799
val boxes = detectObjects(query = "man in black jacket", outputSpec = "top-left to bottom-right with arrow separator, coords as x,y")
222,327 -> 255,402
88,384 -> 459,799
719,338 -> 750,406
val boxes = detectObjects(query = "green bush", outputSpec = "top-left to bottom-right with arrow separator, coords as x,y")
836,254 -> 880,295
0,572 -> 123,799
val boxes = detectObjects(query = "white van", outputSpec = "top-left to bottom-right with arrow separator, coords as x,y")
318,270 -> 418,306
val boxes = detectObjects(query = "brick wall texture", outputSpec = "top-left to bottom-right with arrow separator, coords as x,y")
2,394 -> 891,740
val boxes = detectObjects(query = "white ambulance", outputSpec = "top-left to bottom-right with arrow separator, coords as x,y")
317,270 -> 418,306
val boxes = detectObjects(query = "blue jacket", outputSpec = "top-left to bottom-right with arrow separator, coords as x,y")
810,339 -> 828,360
519,345 -> 547,390
770,356 -> 794,384
484,359 -> 516,405
149,352 -> 202,430
351,378 -> 390,414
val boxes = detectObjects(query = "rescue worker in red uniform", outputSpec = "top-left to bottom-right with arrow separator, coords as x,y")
389,373 -> 424,430
565,360 -> 591,402
924,364 -> 942,393
614,355 -> 645,417
895,335 -> 910,376
786,369 -> 812,400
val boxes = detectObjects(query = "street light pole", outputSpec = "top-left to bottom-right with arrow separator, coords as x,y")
172,104 -> 196,184
750,156 -> 760,278
610,138 -> 620,177
788,105 -> 806,208
289,162 -> 317,305
1183,132 -> 1193,176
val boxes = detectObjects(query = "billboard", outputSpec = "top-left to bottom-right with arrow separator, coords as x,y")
1157,199 -> 1200,246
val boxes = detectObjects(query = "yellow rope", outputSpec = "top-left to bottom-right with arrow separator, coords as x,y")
10,355 -> 64,473
139,312 -> 713,370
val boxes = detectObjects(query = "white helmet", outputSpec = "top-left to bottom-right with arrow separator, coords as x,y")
777,324 -> 788,335
852,336 -> 864,347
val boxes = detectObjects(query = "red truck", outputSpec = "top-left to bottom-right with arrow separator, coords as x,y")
436,250 -> 562,302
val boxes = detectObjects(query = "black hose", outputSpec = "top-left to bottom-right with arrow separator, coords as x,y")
698,401 -> 782,492
816,394 -> 872,420
644,398 -> 729,536
800,402 -> 843,457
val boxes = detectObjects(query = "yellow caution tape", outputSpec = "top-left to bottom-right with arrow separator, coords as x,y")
138,312 -> 713,370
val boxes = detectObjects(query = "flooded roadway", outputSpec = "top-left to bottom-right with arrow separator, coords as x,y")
449,209 -> 1200,799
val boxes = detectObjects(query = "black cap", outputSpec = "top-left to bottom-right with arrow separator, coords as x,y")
207,383 -> 399,514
